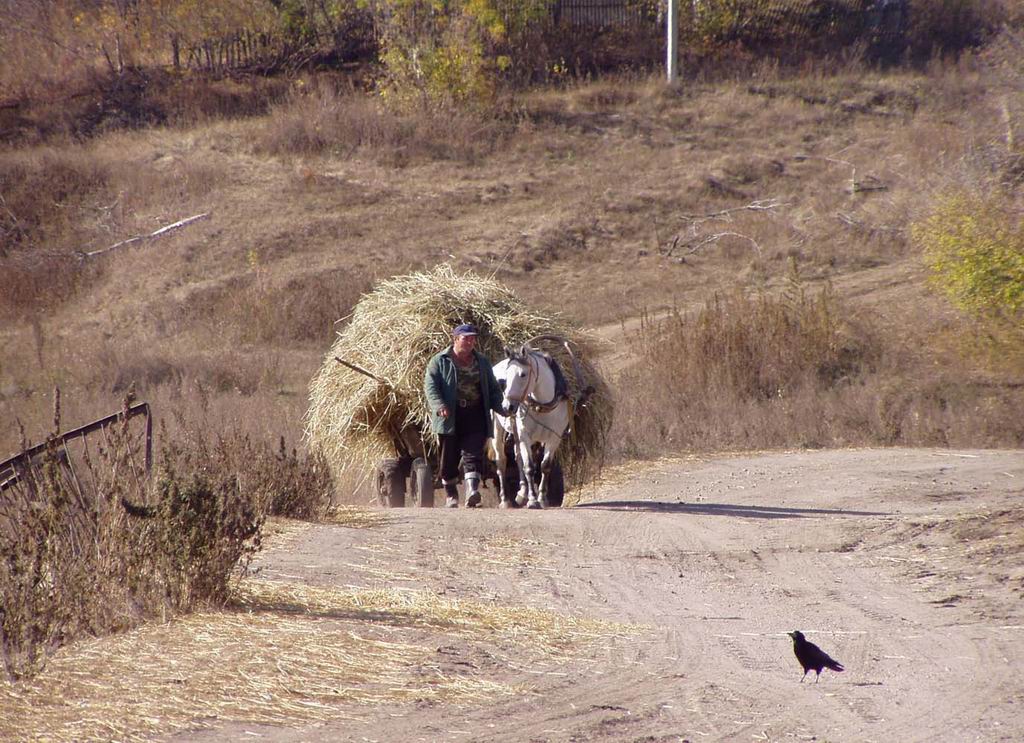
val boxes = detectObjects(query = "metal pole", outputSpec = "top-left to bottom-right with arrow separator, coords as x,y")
667,0 -> 678,83
144,403 -> 153,478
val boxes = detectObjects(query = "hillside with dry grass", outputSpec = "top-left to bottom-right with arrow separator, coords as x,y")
4,39 -> 1023,464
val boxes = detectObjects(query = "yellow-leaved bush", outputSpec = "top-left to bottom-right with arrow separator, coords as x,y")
914,193 -> 1024,326
376,0 -> 546,112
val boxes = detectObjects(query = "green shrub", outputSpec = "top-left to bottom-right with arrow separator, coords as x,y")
915,193 -> 1024,328
154,435 -> 265,609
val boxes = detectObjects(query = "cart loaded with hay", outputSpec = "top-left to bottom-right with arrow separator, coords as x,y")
306,266 -> 613,508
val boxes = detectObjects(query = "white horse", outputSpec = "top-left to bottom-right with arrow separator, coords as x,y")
492,346 -> 572,509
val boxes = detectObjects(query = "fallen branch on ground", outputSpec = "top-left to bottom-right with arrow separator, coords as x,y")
848,175 -> 888,194
793,155 -> 889,196
679,199 -> 787,225
836,212 -> 903,234
79,213 -> 210,259
661,231 -> 762,261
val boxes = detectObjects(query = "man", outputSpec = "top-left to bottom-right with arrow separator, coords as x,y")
424,323 -> 504,508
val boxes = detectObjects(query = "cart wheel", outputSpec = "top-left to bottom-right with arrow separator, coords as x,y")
546,461 -> 565,508
501,450 -> 564,508
410,457 -> 434,508
377,458 -> 405,508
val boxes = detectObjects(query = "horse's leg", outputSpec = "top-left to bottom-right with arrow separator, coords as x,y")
537,405 -> 570,509
494,423 -> 511,509
537,447 -> 555,509
512,426 -> 529,507
518,437 -> 540,508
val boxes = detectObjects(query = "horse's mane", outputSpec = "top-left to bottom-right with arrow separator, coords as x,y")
514,348 -> 569,401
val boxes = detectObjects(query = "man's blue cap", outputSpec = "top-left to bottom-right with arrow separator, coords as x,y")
452,323 -> 479,336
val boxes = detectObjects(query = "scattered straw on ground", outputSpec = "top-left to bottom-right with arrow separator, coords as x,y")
433,534 -> 553,573
321,504 -> 397,529
260,516 -> 313,551
337,559 -> 418,584
479,535 -> 552,568
261,507 -> 392,552
0,578 -> 641,743
0,610 -> 446,742
235,579 -> 639,656
306,264 -> 613,493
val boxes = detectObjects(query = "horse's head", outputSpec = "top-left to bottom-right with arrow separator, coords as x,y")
501,346 -> 535,415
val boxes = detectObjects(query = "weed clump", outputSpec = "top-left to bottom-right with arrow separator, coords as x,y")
256,437 -> 335,521
152,434 -> 266,609
615,272 -> 880,454
256,85 -> 508,165
615,260 -> 1024,456
0,397 -> 268,681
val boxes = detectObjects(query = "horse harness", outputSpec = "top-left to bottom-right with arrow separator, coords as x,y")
509,353 -> 567,414
506,352 -> 572,440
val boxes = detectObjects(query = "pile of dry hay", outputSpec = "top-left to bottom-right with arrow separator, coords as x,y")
306,265 -> 613,493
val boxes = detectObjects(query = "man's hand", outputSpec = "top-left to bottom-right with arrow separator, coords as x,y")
438,405 -> 450,418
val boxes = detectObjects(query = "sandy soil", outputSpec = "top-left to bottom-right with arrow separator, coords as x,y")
171,447 -> 1024,743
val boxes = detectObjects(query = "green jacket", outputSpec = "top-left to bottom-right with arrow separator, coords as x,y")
424,347 -> 504,436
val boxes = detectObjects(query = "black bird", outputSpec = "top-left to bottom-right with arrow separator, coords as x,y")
788,630 -> 844,682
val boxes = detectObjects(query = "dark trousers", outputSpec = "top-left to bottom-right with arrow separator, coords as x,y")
439,403 -> 487,487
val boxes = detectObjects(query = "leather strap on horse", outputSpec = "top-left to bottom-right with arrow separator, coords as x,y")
526,395 -> 565,414
522,349 -> 567,413
522,334 -> 593,409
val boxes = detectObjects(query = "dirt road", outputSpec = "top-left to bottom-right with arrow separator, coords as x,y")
177,447 -> 1023,743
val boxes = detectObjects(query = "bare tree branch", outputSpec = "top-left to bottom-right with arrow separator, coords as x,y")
685,232 -> 762,255
661,231 -> 762,260
660,198 -> 781,261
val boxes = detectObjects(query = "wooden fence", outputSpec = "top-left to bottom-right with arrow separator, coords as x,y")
551,0 -> 656,28
172,30 -> 296,73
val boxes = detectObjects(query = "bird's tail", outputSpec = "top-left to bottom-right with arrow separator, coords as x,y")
827,660 -> 844,672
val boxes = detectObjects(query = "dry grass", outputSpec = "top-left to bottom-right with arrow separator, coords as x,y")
0,578 -> 641,742
0,134 -> 228,322
255,84 -> 512,166
0,65 -> 292,146
612,278 -> 1024,460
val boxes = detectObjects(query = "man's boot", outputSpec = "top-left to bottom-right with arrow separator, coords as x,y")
464,472 -> 482,508
443,479 -> 459,508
